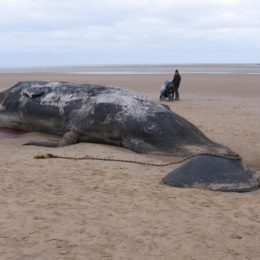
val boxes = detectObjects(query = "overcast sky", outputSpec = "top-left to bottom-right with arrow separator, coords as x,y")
0,0 -> 259,67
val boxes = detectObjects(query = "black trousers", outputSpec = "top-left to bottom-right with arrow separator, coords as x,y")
173,86 -> 179,100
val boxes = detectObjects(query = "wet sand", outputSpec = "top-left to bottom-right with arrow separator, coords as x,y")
0,73 -> 260,259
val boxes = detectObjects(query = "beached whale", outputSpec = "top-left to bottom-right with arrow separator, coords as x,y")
0,81 -> 258,192
0,81 -> 237,156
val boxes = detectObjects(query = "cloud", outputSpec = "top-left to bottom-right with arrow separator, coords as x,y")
0,0 -> 259,65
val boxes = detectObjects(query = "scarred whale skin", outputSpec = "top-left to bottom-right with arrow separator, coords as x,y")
0,81 -> 238,157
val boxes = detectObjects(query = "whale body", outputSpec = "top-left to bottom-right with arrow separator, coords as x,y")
0,81 -> 238,157
2,81 -> 258,192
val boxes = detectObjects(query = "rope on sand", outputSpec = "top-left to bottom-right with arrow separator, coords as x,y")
33,153 -> 241,167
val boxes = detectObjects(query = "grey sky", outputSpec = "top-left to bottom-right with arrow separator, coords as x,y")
0,0 -> 259,67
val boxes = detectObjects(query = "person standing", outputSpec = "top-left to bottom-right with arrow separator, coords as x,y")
172,69 -> 181,100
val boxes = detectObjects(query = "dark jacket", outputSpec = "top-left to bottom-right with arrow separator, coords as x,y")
172,73 -> 181,87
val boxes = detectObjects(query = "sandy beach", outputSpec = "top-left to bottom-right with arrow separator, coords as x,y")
0,72 -> 260,259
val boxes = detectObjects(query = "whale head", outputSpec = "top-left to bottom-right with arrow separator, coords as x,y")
0,81 -> 65,132
0,82 -> 27,129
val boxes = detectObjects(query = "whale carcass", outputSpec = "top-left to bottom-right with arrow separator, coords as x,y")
0,81 -> 258,192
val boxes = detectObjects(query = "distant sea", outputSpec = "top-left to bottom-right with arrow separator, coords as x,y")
1,64 -> 260,74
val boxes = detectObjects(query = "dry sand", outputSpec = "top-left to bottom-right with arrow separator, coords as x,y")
0,73 -> 259,259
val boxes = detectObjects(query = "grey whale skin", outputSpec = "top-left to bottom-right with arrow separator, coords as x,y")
0,81 -> 236,156
0,81 -> 259,192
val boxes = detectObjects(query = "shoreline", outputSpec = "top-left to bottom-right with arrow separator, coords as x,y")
1,72 -> 260,97
1,63 -> 259,75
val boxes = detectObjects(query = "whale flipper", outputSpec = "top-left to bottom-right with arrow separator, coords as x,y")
24,130 -> 80,147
